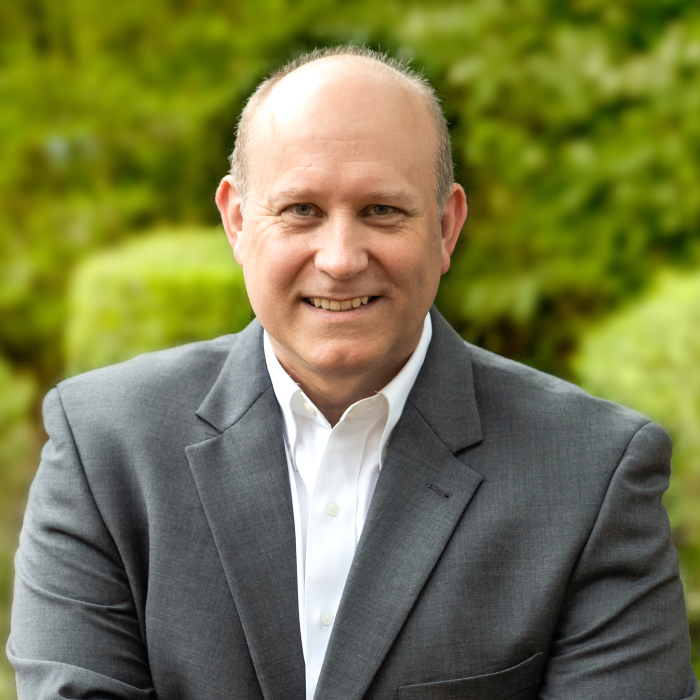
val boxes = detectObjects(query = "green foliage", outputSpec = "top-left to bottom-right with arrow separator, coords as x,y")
64,229 -> 252,376
0,356 -> 36,548
0,358 -> 36,700
3,0 -> 700,380
0,667 -> 15,700
0,361 -> 35,482
424,1 -> 700,373
575,269 -> 700,672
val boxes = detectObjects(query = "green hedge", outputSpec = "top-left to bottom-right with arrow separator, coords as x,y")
0,357 -> 36,700
64,228 -> 252,376
5,1 -> 700,383
575,269 -> 700,672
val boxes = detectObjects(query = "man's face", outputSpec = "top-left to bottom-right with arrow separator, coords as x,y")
218,58 -> 465,385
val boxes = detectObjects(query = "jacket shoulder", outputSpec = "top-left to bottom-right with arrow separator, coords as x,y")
465,341 -> 657,438
53,334 -> 239,422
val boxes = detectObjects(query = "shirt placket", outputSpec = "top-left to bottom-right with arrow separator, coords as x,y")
303,417 -> 368,697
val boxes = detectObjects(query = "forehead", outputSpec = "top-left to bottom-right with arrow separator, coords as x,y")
246,58 -> 438,198
262,57 -> 433,132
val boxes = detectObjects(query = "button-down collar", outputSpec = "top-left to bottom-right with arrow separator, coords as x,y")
264,312 -> 432,470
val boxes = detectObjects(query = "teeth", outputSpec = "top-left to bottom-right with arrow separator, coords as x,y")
309,297 -> 372,311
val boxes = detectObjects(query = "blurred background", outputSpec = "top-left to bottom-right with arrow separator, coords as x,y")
1,0 -> 700,694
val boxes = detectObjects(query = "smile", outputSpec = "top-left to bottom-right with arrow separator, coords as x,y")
305,296 -> 376,311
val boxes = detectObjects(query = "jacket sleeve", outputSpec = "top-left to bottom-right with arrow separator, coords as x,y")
539,420 -> 698,699
7,388 -> 155,699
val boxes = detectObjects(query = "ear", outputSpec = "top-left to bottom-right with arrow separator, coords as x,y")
439,183 -> 467,275
216,175 -> 245,266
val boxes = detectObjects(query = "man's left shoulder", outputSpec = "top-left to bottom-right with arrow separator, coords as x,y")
465,340 -> 668,456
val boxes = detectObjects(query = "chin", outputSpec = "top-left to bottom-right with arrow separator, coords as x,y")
302,343 -> 381,376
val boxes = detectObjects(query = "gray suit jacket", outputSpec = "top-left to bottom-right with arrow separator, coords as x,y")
8,308 -> 698,699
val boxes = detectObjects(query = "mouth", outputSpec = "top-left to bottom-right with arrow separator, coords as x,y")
304,296 -> 378,312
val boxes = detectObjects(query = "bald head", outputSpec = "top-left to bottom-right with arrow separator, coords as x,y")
230,47 -> 454,215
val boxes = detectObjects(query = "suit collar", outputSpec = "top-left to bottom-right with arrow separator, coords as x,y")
408,307 -> 483,453
186,389 -> 306,700
195,318 -> 269,433
194,307 -> 482,450
188,320 -> 305,699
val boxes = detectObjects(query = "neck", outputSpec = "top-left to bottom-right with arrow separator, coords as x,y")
292,366 -> 405,427
270,341 -> 420,427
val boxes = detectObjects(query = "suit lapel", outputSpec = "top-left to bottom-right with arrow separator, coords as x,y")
314,309 -> 484,700
185,321 -> 305,700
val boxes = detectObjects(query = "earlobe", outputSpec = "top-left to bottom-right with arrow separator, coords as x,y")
440,184 -> 468,275
215,175 -> 245,266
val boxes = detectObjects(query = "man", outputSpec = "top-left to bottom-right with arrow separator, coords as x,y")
8,46 -> 698,699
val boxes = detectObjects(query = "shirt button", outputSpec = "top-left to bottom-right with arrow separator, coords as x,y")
321,611 -> 333,627
381,444 -> 388,460
303,402 -> 315,415
326,502 -> 340,517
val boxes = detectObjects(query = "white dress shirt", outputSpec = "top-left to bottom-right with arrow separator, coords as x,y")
263,313 -> 432,700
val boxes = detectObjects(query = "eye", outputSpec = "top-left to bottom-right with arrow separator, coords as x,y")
371,205 -> 394,216
291,204 -> 314,216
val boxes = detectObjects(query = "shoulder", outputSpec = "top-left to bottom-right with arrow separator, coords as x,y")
51,334 -> 240,429
464,340 -> 665,451
466,341 -> 587,405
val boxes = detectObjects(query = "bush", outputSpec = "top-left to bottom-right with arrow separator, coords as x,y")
5,1 -> 700,383
0,357 -> 36,700
64,228 -> 252,376
574,268 -> 700,672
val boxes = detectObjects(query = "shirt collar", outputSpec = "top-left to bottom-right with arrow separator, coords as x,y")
263,331 -> 303,466
263,312 -> 433,470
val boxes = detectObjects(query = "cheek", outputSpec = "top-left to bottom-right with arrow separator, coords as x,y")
240,236 -> 307,312
380,236 -> 442,298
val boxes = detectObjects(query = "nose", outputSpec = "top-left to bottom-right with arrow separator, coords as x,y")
313,215 -> 369,280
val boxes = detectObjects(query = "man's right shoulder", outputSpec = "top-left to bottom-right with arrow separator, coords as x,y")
52,333 -> 240,422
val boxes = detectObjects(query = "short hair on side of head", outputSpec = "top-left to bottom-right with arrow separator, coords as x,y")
229,45 -> 455,216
